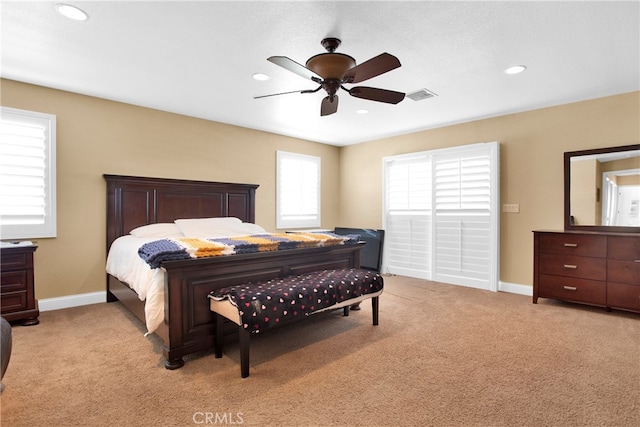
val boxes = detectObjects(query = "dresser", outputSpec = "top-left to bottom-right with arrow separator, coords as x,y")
0,244 -> 39,325
533,231 -> 640,313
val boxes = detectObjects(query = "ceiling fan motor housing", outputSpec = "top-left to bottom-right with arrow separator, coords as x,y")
306,53 -> 356,80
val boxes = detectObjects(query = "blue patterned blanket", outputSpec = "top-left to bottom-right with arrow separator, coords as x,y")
138,232 -> 360,268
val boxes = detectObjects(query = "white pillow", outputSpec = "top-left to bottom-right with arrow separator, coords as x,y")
130,223 -> 183,238
174,217 -> 248,238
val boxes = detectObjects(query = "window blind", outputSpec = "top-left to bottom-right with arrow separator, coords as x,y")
276,151 -> 320,229
433,150 -> 493,288
383,142 -> 499,291
0,107 -> 56,239
384,156 -> 433,279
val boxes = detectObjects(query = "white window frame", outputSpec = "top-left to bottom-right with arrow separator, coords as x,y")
0,107 -> 57,240
276,151 -> 321,229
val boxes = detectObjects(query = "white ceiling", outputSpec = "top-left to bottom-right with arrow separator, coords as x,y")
2,1 -> 639,146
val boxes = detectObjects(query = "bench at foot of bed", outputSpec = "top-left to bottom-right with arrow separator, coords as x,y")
208,268 -> 383,378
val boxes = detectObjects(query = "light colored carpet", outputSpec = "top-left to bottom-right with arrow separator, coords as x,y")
1,275 -> 638,426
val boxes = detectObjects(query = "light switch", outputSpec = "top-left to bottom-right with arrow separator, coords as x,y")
503,203 -> 520,213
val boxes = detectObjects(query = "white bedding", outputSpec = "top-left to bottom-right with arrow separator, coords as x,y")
105,218 -> 267,335
106,235 -> 167,334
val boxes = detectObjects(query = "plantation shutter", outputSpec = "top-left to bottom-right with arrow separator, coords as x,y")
432,147 -> 494,289
0,107 -> 56,239
384,156 -> 432,279
276,151 -> 321,229
383,142 -> 499,291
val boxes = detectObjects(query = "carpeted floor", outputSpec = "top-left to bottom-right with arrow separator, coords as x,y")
1,275 -> 638,426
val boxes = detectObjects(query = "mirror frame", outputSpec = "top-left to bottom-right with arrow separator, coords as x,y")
564,143 -> 640,233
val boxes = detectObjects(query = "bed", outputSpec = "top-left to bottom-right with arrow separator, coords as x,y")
104,175 -> 364,369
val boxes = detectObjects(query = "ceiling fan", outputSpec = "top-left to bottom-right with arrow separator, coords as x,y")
256,38 -> 405,116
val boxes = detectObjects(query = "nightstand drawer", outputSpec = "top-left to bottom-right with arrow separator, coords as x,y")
539,233 -> 606,257
0,251 -> 31,270
0,245 -> 39,325
539,274 -> 606,305
0,270 -> 27,292
607,282 -> 640,311
539,253 -> 606,280
1,291 -> 27,313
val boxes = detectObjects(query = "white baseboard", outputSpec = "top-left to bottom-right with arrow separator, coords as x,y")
499,281 -> 532,296
38,283 -> 530,312
39,291 -> 106,312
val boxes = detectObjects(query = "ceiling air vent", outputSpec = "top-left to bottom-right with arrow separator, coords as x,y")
406,88 -> 437,101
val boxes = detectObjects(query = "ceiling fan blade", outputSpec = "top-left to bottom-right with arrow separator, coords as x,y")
255,85 -> 322,99
321,95 -> 339,116
254,89 -> 306,99
342,53 -> 401,84
348,86 -> 405,104
267,56 -> 323,82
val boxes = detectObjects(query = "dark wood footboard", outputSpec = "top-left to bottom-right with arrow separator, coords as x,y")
108,244 -> 362,369
160,244 -> 362,369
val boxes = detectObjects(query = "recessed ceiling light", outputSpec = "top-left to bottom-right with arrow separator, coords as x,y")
505,65 -> 526,75
55,3 -> 89,21
252,73 -> 270,81
356,109 -> 369,114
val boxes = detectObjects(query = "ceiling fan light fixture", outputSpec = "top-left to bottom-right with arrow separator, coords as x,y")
252,73 -> 270,81
306,53 -> 356,79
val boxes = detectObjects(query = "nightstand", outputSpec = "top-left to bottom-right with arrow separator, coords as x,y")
1,244 -> 39,325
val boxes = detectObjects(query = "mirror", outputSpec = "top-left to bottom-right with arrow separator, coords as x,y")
565,144 -> 640,233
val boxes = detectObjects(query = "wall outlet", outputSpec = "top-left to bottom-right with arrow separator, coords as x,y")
503,203 -> 520,213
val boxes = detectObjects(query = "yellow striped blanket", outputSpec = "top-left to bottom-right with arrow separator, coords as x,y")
138,232 -> 359,268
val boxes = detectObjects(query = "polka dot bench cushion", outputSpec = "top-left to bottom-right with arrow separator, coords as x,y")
209,268 -> 383,377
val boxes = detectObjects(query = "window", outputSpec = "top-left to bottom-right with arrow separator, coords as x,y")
383,142 -> 499,291
276,151 -> 320,229
0,107 -> 57,239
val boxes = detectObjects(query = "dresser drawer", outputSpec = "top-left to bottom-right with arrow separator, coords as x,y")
539,253 -> 606,280
0,270 -> 27,292
538,274 -> 606,305
608,259 -> 640,285
538,233 -> 606,257
0,291 -> 27,313
0,251 -> 31,270
607,282 -> 640,311
608,236 -> 640,261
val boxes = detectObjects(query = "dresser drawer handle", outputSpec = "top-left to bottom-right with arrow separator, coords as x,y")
563,264 -> 578,269
635,260 -> 640,263
563,286 -> 578,291
563,243 -> 578,247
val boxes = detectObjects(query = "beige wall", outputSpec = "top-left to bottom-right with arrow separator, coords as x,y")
570,158 -> 599,225
1,79 -> 341,299
2,79 -> 638,299
339,91 -> 640,286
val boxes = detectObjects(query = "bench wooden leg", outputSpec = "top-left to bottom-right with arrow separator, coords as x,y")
214,313 -> 224,358
372,296 -> 379,326
239,327 -> 250,378
343,306 -> 349,316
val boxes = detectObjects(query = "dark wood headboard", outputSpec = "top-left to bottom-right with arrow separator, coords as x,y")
104,175 -> 258,249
